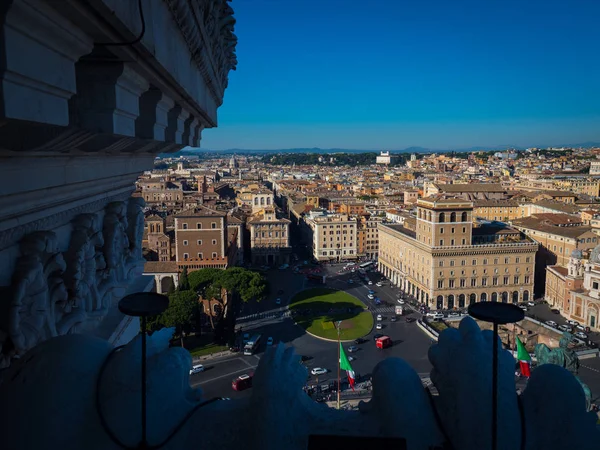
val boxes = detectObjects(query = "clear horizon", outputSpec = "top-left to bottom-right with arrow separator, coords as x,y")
202,0 -> 600,150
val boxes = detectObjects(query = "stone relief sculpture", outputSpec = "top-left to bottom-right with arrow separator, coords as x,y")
0,197 -> 146,366
1,317 -> 598,450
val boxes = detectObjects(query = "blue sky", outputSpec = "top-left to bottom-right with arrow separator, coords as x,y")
201,0 -> 600,150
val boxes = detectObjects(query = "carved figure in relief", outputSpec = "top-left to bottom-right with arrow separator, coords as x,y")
8,232 -> 67,356
126,197 -> 146,265
102,201 -> 130,284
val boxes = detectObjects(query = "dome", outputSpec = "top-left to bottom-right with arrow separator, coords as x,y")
571,249 -> 583,260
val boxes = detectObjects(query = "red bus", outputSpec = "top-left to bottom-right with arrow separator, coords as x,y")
376,336 -> 392,349
232,373 -> 253,391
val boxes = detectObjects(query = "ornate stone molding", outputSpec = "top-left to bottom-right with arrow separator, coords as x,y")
165,0 -> 238,106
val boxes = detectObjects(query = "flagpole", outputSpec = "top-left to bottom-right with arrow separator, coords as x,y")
337,320 -> 341,410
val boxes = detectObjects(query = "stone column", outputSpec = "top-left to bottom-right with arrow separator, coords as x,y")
155,275 -> 163,294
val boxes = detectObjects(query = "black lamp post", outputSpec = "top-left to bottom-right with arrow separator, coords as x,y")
118,292 -> 169,450
468,301 -> 524,450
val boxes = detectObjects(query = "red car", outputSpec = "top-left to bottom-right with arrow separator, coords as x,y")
232,373 -> 253,391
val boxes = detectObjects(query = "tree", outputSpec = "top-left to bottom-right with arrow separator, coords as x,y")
161,290 -> 198,347
178,266 -> 190,291
188,267 -> 222,292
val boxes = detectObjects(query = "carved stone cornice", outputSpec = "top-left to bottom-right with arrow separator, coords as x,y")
165,0 -> 237,106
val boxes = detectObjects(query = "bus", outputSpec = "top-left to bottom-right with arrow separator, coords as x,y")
243,334 -> 262,355
359,261 -> 374,269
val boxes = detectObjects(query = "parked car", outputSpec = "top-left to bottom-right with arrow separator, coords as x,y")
567,319 -> 579,326
551,308 -> 560,314
575,331 -> 588,340
266,337 -> 274,346
527,301 -> 535,307
519,305 -> 528,311
448,312 -> 460,318
545,320 -> 558,328
311,367 -> 328,376
375,282 -> 382,287
189,364 -> 205,375
348,345 -> 358,353
426,312 -> 444,320
558,324 -> 572,333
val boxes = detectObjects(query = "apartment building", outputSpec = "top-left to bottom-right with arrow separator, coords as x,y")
378,197 -> 537,310
143,214 -> 172,262
174,206 -> 236,270
545,252 -> 584,311
357,215 -> 382,259
139,179 -> 184,207
554,178 -> 600,197
473,199 -> 527,222
247,206 -> 291,265
425,183 -> 507,200
306,213 -> 358,261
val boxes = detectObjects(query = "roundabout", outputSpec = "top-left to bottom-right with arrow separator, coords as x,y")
289,287 -> 373,340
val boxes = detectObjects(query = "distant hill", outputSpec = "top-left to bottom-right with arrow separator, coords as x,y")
160,142 -> 600,158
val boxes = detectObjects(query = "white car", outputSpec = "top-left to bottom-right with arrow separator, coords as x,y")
368,294 -> 374,300
567,319 -> 579,326
376,323 -> 383,330
558,324 -> 572,333
368,281 -> 373,285
575,331 -> 588,340
376,282 -> 382,287
397,299 -> 405,304
266,337 -> 274,346
311,367 -> 327,376
576,324 -> 586,331
519,305 -> 527,311
376,314 -> 382,321
189,364 -> 205,375
275,298 -> 281,305
348,356 -> 356,362
527,301 -> 535,307
545,320 -> 558,328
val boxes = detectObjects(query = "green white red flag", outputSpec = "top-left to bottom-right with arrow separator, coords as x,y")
339,343 -> 356,390
516,337 -> 531,377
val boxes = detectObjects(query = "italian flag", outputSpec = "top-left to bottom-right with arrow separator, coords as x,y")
339,343 -> 356,391
516,337 -> 531,377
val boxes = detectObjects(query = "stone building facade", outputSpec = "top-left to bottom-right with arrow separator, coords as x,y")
247,207 -> 291,265
378,198 -> 537,310
306,214 -> 358,262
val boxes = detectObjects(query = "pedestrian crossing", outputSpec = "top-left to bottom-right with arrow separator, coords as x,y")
238,306 -> 396,322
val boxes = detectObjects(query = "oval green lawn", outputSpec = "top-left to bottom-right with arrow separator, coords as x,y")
289,288 -> 373,340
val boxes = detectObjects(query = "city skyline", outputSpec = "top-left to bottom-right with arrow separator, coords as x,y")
203,0 -> 600,150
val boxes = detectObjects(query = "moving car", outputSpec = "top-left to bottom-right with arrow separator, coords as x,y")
311,367 -> 328,376
545,320 -> 558,328
348,345 -> 358,353
266,337 -> 274,346
275,298 -> 281,305
375,282 -> 382,287
376,314 -> 383,321
189,364 -> 205,375
232,374 -> 253,391
376,323 -> 383,330
405,317 -> 416,323
348,279 -> 354,284
397,299 -> 405,304
551,308 -> 560,314
390,316 -> 398,322
426,312 -> 444,320
368,281 -> 373,285
519,305 -> 527,311
348,356 -> 356,362
373,333 -> 384,340
368,290 -> 375,295
354,338 -> 367,345
368,294 -> 374,300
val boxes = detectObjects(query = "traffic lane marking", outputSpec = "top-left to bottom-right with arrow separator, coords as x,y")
191,365 -> 259,387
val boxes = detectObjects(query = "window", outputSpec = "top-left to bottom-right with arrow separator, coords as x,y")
450,260 -> 455,267
451,227 -> 455,234
212,252 -> 217,258
197,223 -> 202,229
460,279 -> 466,288
493,258 -> 498,265
182,223 -> 188,230
515,257 -> 520,263
197,240 -> 202,245
211,222 -> 217,229
461,259 -> 466,266
514,276 -> 519,284
462,227 -> 466,233
483,259 -> 488,265
473,259 -> 477,265
504,276 -> 509,285
504,257 -> 510,264
493,277 -> 498,286
183,240 -> 188,246
524,276 -> 530,284
439,261 -> 444,267
183,253 -> 189,259
593,281 -> 599,290
482,278 -> 488,286
440,227 -> 444,234
450,239 -> 455,245
438,280 -> 444,289
440,239 -> 444,246
212,239 -> 217,245
198,253 -> 203,259
471,278 -> 477,287
526,257 -> 531,263
449,279 -> 455,288
462,239 -> 466,245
